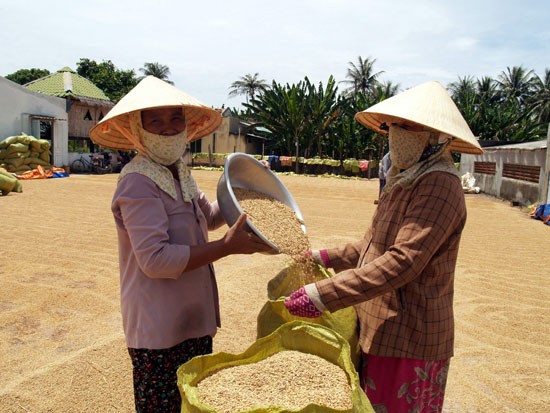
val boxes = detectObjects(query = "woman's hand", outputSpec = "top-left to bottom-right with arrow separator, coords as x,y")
223,213 -> 275,255
284,287 -> 323,318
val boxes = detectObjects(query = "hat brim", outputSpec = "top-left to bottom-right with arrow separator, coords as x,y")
89,76 -> 222,150
354,81 -> 484,155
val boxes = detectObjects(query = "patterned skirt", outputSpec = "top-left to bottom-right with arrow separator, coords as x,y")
361,353 -> 450,413
128,336 -> 213,413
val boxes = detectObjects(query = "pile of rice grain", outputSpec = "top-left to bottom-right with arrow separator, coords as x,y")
196,350 -> 353,412
233,187 -> 310,258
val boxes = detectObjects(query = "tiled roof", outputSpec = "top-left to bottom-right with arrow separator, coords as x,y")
24,67 -> 111,101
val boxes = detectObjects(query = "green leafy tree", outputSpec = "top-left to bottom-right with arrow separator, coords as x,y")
5,68 -> 51,85
302,76 -> 339,157
497,65 -> 535,108
449,71 -> 544,144
139,62 -> 173,84
76,58 -> 138,103
245,80 -> 308,172
529,68 -> 550,124
229,73 -> 269,104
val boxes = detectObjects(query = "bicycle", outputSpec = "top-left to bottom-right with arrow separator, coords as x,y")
71,152 -> 113,174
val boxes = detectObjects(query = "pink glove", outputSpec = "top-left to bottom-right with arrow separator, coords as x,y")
284,287 -> 322,318
305,249 -> 331,268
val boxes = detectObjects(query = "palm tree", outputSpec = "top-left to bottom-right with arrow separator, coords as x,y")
341,56 -> 384,96
140,62 -> 173,84
497,65 -> 535,106
529,68 -> 550,124
371,80 -> 400,102
228,73 -> 269,104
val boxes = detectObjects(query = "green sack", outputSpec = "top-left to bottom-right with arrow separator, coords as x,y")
38,139 -> 51,151
2,133 -> 31,147
29,138 -> 42,152
7,143 -> 29,154
39,151 -> 51,162
0,170 -> 17,193
13,178 -> 23,193
257,262 -> 361,369
177,321 -> 374,413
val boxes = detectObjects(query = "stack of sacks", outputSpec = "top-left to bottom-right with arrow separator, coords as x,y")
0,167 -> 22,195
0,133 -> 52,174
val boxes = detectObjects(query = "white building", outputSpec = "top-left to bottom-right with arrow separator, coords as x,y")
0,76 -> 69,166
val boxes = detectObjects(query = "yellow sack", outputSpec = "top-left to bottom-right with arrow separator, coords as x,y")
7,143 -> 29,154
26,157 -> 50,166
257,262 -> 360,369
29,138 -> 42,152
177,321 -> 374,413
0,169 -> 17,193
38,139 -> 51,151
39,150 -> 51,163
2,133 -> 32,147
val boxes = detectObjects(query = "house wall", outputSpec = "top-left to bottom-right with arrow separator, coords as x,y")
68,101 -> 109,138
0,77 -> 69,166
460,145 -> 547,205
199,117 -> 249,154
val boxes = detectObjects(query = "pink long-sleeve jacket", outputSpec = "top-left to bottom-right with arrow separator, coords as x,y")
112,173 -> 225,349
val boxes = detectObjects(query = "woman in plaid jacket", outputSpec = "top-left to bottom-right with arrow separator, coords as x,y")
285,81 -> 484,413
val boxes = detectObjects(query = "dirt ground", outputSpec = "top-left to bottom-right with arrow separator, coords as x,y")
0,170 -> 548,412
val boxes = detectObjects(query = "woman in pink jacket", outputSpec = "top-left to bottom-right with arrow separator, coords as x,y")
91,77 -> 271,412
285,81 -> 483,413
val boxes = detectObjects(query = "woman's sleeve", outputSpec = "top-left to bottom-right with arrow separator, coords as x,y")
316,173 -> 466,312
196,191 -> 226,230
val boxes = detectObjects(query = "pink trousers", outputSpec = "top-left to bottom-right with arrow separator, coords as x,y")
361,354 -> 450,413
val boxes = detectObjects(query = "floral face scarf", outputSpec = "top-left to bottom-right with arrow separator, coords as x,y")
388,125 -> 432,170
384,125 -> 458,192
118,110 -> 198,202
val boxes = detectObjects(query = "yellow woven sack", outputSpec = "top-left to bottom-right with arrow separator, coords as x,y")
177,321 -> 374,413
257,262 -> 360,369
0,170 -> 17,193
7,143 -> 29,154
39,150 -> 51,163
13,178 -> 23,193
29,138 -> 42,152
38,139 -> 51,151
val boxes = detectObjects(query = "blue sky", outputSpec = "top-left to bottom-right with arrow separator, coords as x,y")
1,0 -> 548,109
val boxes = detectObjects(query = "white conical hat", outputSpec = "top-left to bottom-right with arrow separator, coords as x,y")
90,76 -> 222,150
354,80 -> 483,154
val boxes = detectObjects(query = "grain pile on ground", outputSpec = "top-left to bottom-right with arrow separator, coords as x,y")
0,171 -> 548,412
196,350 -> 352,411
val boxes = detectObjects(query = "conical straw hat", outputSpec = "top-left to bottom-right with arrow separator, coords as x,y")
90,76 -> 222,150
354,81 -> 483,154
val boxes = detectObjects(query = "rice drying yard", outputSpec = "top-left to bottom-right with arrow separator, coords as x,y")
0,170 -> 549,412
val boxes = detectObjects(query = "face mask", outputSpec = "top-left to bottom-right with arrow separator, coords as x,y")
388,125 -> 431,170
141,130 -> 187,165
128,110 -> 187,166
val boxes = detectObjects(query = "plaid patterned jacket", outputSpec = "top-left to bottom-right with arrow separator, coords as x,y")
315,171 -> 466,360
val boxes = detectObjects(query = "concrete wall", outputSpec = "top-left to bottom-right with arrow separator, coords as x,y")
0,77 -> 69,167
460,142 -> 547,205
198,116 -> 253,155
